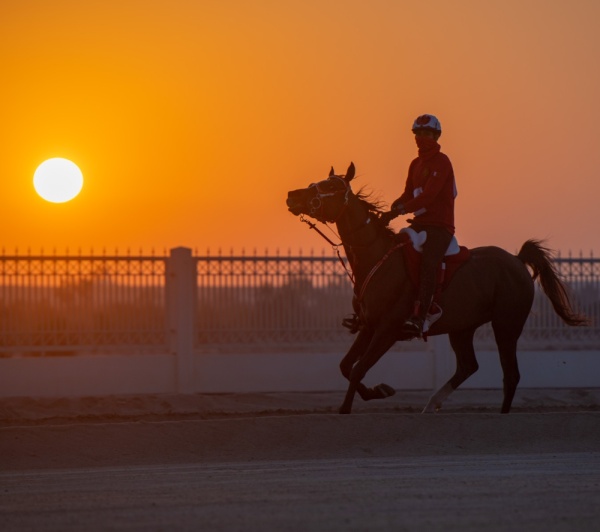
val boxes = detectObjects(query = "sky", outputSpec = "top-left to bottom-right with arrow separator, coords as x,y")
1,0 -> 599,256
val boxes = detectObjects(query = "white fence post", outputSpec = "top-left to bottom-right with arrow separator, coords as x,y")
166,247 -> 196,393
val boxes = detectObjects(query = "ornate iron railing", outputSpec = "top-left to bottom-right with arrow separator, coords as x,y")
0,254 -> 166,353
195,252 -> 353,346
0,250 -> 598,354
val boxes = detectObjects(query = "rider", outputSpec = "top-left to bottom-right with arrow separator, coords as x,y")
380,114 -> 457,338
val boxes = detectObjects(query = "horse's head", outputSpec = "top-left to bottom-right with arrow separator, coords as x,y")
286,162 -> 355,223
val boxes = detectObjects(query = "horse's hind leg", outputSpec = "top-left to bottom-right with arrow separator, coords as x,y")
423,328 -> 479,413
493,328 -> 520,414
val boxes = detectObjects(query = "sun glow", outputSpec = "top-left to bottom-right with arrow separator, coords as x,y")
33,158 -> 84,203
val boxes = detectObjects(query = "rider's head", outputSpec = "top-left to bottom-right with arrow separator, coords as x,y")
412,114 -> 441,141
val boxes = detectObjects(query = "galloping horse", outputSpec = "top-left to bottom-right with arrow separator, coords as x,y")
286,163 -> 587,414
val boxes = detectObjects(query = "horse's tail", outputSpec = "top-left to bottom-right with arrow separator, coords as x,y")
517,239 -> 589,326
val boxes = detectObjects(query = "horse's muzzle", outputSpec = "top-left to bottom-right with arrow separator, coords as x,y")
286,191 -> 306,216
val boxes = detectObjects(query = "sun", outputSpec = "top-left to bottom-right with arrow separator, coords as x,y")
33,158 -> 84,203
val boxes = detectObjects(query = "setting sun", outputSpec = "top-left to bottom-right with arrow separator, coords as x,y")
33,158 -> 83,203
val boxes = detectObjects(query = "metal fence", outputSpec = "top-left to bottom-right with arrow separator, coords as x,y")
195,253 -> 352,346
0,254 -> 166,353
0,249 -> 598,354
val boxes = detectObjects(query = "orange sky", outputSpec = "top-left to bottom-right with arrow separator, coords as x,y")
1,0 -> 599,256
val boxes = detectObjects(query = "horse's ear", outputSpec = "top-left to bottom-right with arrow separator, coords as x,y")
329,166 -> 335,177
345,162 -> 355,182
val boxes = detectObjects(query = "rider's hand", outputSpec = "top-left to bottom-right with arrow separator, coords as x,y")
379,210 -> 397,226
390,200 -> 407,215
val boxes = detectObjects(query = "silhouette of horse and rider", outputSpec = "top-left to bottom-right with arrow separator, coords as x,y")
286,114 -> 586,414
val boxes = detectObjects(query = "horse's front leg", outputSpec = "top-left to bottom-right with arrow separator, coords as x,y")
339,325 -> 398,414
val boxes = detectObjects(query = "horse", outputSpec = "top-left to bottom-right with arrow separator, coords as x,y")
286,162 -> 587,414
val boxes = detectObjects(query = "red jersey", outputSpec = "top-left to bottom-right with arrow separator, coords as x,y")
396,142 -> 457,234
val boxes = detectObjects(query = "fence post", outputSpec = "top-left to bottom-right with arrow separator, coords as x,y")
166,247 -> 196,393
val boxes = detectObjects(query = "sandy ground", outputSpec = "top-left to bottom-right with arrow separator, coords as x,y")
2,387 -> 600,427
2,388 -> 600,468
1,389 -> 600,531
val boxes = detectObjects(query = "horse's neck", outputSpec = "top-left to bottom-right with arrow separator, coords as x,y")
337,196 -> 369,239
336,200 -> 364,245
337,203 -> 392,281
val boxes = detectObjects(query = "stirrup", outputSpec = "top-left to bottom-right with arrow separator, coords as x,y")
402,315 -> 424,338
342,313 -> 361,334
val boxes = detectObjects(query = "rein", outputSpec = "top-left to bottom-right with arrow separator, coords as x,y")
299,214 -> 406,301
300,215 -> 355,284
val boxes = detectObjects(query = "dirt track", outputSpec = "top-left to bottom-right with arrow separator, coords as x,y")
2,388 -> 599,427
1,389 -> 600,531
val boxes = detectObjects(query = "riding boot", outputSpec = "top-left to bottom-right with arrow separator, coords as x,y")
402,282 -> 435,339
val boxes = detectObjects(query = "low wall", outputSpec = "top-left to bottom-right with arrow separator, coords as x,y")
0,354 -> 176,398
0,337 -> 599,398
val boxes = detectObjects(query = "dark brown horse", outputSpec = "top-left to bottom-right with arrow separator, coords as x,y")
286,162 -> 587,414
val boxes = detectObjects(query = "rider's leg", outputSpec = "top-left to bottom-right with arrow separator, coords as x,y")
403,225 -> 453,337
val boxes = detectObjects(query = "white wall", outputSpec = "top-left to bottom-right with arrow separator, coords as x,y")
1,339 -> 599,398
0,354 -> 176,398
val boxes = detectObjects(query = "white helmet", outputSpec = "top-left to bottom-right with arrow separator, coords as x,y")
412,114 -> 442,133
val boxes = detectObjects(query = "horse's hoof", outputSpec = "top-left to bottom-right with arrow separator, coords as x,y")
374,383 -> 395,398
339,406 -> 351,414
421,403 -> 440,414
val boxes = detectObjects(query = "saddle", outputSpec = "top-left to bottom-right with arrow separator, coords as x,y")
398,227 -> 470,290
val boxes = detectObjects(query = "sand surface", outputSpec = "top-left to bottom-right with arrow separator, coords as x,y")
2,387 -> 600,427
2,389 -> 599,531
2,388 -> 599,469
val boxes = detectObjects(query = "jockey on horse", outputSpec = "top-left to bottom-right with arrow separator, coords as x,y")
380,114 -> 457,339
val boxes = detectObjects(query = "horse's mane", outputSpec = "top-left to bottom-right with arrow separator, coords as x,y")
355,186 -> 385,213
354,186 -> 395,236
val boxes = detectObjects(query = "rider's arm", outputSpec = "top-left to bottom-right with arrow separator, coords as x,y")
400,156 -> 453,214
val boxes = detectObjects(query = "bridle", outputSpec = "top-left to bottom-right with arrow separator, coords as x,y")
298,175 -> 354,282
305,175 -> 351,224
303,175 -> 382,249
